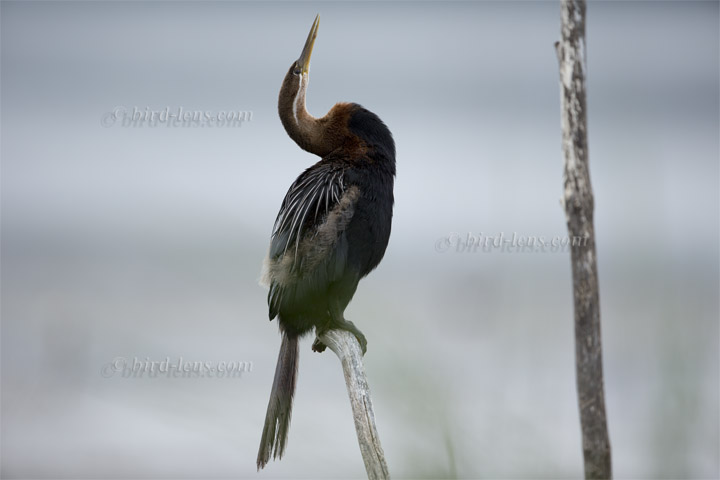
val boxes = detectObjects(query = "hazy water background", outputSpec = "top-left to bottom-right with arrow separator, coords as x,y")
2,1 -> 718,478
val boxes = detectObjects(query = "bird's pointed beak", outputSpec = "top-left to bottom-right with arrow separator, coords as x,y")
297,14 -> 319,75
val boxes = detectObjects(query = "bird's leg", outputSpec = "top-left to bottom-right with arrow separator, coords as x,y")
311,332 -> 327,353
311,337 -> 327,353
312,302 -> 367,354
312,313 -> 331,353
337,318 -> 367,355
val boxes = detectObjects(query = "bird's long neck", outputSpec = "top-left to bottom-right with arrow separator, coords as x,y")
278,73 -> 334,157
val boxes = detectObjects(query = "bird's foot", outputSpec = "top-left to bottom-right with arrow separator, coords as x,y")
345,322 -> 367,355
354,331 -> 368,355
311,337 -> 327,353
334,319 -> 367,355
312,321 -> 367,355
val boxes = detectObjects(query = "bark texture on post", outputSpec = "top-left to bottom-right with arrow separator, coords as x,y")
319,329 -> 390,480
555,1 -> 612,478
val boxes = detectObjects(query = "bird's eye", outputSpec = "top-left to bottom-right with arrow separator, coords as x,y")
293,64 -> 302,75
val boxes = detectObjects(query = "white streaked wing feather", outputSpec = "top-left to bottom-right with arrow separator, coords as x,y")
270,164 -> 345,261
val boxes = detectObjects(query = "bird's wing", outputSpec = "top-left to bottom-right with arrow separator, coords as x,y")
265,160 -> 359,320
269,161 -> 345,261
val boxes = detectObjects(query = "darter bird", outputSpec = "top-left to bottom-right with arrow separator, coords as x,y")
256,14 -> 396,470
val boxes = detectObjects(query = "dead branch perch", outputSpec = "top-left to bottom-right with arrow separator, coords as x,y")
319,329 -> 390,480
555,0 -> 612,478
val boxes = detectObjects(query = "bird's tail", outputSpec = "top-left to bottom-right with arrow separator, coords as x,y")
257,331 -> 299,470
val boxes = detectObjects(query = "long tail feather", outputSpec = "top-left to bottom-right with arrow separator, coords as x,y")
256,332 -> 299,470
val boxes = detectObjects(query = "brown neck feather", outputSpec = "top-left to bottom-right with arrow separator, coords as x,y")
278,67 -> 359,158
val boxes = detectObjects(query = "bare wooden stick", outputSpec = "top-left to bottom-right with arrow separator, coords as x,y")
319,329 -> 390,480
555,1 -> 612,478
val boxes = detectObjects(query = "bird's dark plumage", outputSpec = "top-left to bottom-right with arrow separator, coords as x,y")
263,106 -> 394,335
257,16 -> 395,470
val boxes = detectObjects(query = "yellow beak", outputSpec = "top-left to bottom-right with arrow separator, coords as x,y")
297,14 -> 319,74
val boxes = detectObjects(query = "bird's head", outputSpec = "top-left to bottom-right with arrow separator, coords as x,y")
293,14 -> 318,78
279,14 -> 318,106
277,15 -> 326,154
278,15 -> 394,165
